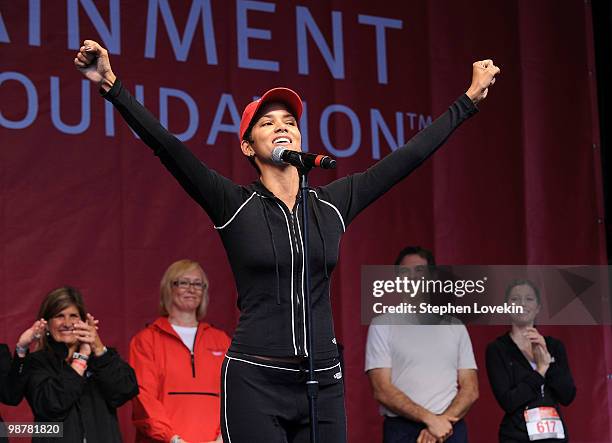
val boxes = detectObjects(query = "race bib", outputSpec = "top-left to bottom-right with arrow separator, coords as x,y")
524,406 -> 565,440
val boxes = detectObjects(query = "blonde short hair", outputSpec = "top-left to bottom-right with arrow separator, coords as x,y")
159,259 -> 209,319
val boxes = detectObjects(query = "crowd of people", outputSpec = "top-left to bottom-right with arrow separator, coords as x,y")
0,253 -> 575,443
365,247 -> 576,443
0,260 -> 229,443
0,37 -> 577,443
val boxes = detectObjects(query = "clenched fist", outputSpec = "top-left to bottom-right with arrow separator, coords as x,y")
73,39 -> 116,92
466,59 -> 501,104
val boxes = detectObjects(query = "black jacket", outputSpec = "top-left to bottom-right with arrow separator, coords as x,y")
25,339 -> 138,443
0,343 -> 27,406
485,334 -> 576,442
0,344 -> 28,441
104,80 -> 478,359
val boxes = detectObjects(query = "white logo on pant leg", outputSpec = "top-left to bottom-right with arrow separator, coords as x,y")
334,371 -> 342,379
332,338 -> 337,344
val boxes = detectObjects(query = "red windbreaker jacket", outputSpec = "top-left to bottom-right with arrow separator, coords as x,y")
129,317 -> 230,442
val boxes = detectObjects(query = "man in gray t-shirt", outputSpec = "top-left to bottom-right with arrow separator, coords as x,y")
365,247 -> 478,443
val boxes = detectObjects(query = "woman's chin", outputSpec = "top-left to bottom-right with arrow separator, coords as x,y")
510,316 -> 534,327
52,334 -> 77,345
174,303 -> 199,314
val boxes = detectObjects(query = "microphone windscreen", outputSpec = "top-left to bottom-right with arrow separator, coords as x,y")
271,146 -> 286,164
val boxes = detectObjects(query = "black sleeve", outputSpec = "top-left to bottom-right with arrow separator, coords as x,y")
320,94 -> 478,226
485,341 -> 544,414
545,339 -> 576,406
102,79 -> 241,227
0,345 -> 9,374
88,348 -> 139,408
25,353 -> 85,420
0,344 -> 12,403
0,345 -> 27,406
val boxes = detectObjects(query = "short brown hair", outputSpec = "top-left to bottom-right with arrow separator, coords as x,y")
159,259 -> 209,319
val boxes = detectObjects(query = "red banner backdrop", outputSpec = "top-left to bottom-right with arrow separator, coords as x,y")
0,0 -> 609,441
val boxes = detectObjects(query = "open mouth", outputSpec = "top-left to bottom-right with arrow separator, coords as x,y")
272,136 -> 291,145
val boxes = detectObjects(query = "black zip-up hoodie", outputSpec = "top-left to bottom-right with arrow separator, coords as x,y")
104,81 -> 478,359
486,334 -> 576,442
26,338 -> 138,442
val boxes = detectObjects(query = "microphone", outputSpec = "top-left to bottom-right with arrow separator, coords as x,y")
271,147 -> 336,169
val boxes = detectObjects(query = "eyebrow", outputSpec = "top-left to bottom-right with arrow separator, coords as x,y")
260,113 -> 296,120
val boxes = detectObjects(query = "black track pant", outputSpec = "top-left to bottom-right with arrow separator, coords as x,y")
221,352 -> 347,443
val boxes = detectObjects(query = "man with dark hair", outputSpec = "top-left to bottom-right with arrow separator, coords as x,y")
366,246 -> 478,443
394,246 -> 436,267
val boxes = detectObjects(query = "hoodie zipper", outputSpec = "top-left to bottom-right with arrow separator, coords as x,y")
160,322 -> 199,377
293,202 -> 309,357
289,211 -> 301,255
289,210 -> 304,355
273,198 -> 305,356
190,327 -> 198,378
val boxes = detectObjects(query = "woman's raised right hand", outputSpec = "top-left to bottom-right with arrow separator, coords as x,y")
16,318 -> 47,354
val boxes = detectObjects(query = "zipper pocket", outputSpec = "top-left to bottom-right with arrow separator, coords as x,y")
167,391 -> 219,397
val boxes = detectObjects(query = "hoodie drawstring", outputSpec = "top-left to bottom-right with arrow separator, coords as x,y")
261,198 -> 281,304
311,195 -> 329,279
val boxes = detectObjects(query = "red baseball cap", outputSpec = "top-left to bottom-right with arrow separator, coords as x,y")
239,87 -> 303,140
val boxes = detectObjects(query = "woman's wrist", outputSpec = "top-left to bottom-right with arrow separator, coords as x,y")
536,364 -> 549,377
15,344 -> 28,357
99,72 -> 116,92
465,87 -> 480,104
79,349 -> 91,357
71,358 -> 88,375
92,344 -> 107,357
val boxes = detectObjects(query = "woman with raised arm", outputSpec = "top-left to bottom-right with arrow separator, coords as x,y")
74,40 -> 499,443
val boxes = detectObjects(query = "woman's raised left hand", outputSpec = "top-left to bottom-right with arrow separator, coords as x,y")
73,315 -> 105,357
466,59 -> 501,104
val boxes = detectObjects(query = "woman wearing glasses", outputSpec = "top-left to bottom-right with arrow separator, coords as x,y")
129,259 -> 230,443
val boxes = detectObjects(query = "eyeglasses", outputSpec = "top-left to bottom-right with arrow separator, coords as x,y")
172,279 -> 207,292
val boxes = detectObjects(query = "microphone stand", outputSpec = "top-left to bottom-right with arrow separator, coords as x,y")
298,164 -> 319,443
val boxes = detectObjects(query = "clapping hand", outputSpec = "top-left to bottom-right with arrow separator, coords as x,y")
16,319 -> 47,356
72,314 -> 105,357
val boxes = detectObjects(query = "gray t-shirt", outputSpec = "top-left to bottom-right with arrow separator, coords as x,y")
365,315 -> 477,416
